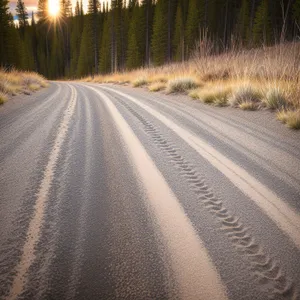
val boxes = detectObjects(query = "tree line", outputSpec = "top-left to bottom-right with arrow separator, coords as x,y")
1,0 -> 300,79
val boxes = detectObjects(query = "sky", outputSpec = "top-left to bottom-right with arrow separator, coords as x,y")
9,0 -> 110,18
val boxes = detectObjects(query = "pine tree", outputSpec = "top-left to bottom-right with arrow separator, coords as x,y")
87,0 -> 99,74
185,0 -> 203,56
37,0 -> 47,22
126,2 -> 142,69
151,0 -> 168,66
0,0 -> 10,66
99,13 -> 111,73
31,12 -> 38,71
173,1 -> 184,61
293,0 -> 300,37
16,0 -> 28,34
253,0 -> 272,45
75,0 -> 80,16
236,0 -> 250,45
77,16 -> 93,76
70,3 -> 83,75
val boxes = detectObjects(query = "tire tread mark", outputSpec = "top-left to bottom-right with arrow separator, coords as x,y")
118,100 -> 298,300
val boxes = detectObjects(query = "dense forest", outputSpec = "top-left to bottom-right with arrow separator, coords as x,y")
0,0 -> 300,79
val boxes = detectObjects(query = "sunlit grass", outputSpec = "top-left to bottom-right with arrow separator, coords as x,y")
86,42 -> 300,129
0,69 -> 47,103
277,109 -> 300,129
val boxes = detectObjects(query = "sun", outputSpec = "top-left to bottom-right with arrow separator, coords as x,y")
48,0 -> 60,17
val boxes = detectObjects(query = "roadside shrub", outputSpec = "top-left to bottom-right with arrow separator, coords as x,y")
0,80 -> 19,95
132,77 -> 148,87
28,83 -> 40,91
148,82 -> 166,92
0,69 -> 47,104
0,92 -> 8,104
189,89 -> 201,99
239,101 -> 258,110
264,87 -> 288,109
277,110 -> 300,129
166,77 -> 200,94
229,85 -> 261,107
190,87 -> 230,106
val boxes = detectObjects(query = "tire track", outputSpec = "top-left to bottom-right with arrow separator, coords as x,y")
5,84 -> 77,300
0,84 -> 62,133
117,100 -> 298,300
84,86 -> 228,300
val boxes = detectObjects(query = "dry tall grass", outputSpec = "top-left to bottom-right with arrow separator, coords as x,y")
86,42 -> 300,129
0,69 -> 48,105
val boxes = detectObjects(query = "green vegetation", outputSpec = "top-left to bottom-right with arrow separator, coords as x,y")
1,0 -> 300,79
1,0 -> 300,129
166,78 -> 199,94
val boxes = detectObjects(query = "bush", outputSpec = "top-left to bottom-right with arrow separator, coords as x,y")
264,87 -> 288,109
0,92 -> 8,104
0,69 -> 47,104
189,87 -> 230,106
148,82 -> 166,92
239,101 -> 258,110
28,83 -> 40,91
166,77 -> 200,94
132,77 -> 148,87
229,85 -> 261,107
277,110 -> 300,129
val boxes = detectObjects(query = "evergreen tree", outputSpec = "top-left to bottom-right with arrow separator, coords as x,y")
253,0 -> 272,45
16,0 -> 28,33
236,0 -> 250,45
185,0 -> 203,56
87,0 -> 99,74
37,0 -> 47,22
70,3 -> 83,75
77,16 -> 93,76
293,0 -> 300,36
99,13 -> 111,73
0,0 -> 10,66
126,2 -> 142,69
151,0 -> 168,66
75,0 -> 80,16
173,1 -> 184,61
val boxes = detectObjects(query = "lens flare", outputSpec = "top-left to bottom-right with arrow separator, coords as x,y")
48,0 -> 59,17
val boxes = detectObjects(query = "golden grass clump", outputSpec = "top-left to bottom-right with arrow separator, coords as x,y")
84,42 -> 300,129
264,86 -> 288,109
277,110 -> 300,129
190,87 -> 231,106
166,77 -> 200,94
0,91 -> 8,104
148,82 -> 166,92
0,69 -> 47,103
132,77 -> 148,87
239,101 -> 258,110
229,85 -> 261,107
28,83 -> 40,91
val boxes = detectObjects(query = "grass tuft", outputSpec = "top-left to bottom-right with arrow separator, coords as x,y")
239,101 -> 258,110
166,77 -> 200,94
190,86 -> 230,106
148,82 -> 166,92
229,85 -> 261,107
28,83 -> 40,91
264,87 -> 288,109
0,92 -> 8,104
132,77 -> 148,87
277,110 -> 300,129
189,89 -> 201,99
0,69 -> 47,104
